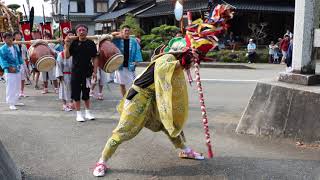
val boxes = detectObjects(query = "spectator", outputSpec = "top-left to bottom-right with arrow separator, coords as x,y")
268,41 -> 275,64
228,31 -> 236,52
284,29 -> 293,39
286,38 -> 294,72
247,39 -> 256,63
273,43 -> 280,64
280,35 -> 290,64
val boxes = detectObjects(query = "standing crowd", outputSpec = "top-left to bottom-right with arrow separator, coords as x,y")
0,24 -> 142,121
247,29 -> 294,72
0,25 -> 207,177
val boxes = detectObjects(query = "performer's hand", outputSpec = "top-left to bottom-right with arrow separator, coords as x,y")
64,36 -> 71,47
8,67 -> 16,73
111,32 -> 122,38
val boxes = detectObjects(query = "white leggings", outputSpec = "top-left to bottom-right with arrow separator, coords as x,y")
5,72 -> 21,105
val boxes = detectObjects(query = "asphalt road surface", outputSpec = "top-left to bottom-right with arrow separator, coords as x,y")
0,63 -> 319,180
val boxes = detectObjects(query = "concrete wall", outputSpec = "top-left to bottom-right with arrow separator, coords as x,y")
236,81 -> 320,142
0,141 -> 21,180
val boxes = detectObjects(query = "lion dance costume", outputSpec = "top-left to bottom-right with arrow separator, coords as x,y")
93,1 -> 235,177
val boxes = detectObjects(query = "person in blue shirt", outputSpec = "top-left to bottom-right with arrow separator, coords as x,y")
247,39 -> 256,63
112,25 -> 143,96
0,32 -> 25,110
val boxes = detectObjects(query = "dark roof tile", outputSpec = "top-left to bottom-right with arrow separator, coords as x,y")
137,0 -> 294,18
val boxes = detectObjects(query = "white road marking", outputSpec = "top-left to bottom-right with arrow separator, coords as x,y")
200,79 -> 258,83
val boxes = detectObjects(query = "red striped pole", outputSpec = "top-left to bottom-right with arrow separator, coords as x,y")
187,11 -> 214,158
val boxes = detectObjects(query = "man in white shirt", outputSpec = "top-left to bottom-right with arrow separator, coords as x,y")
247,39 -> 256,63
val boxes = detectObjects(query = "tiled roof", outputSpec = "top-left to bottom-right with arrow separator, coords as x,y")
53,15 -> 96,22
137,0 -> 208,18
136,0 -> 294,18
95,0 -> 152,22
227,0 -> 295,12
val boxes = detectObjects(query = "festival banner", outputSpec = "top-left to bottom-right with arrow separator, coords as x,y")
59,20 -> 72,39
20,21 -> 32,48
40,22 -> 52,38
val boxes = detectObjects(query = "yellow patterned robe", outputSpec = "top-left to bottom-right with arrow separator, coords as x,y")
102,54 -> 189,160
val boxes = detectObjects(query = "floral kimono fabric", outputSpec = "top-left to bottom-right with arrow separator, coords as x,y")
101,54 -> 188,161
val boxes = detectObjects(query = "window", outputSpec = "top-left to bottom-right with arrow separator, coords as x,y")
70,0 -> 86,13
95,0 -> 108,13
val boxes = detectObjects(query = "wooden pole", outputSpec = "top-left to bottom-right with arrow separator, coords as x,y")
0,34 -> 114,45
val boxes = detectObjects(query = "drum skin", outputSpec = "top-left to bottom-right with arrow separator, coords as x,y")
28,43 -> 56,72
98,39 -> 124,73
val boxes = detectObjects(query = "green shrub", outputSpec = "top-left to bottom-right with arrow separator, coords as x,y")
120,13 -> 144,36
142,50 -> 152,61
141,24 -> 179,51
206,49 -> 269,63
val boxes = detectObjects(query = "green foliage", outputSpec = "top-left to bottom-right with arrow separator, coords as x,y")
141,24 -> 179,51
142,50 -> 152,61
150,24 -> 179,38
120,13 -> 144,37
206,49 -> 269,63
141,34 -> 163,51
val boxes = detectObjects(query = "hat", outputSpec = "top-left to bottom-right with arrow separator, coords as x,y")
164,37 -> 188,54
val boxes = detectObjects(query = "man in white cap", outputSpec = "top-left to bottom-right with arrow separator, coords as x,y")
247,39 -> 256,63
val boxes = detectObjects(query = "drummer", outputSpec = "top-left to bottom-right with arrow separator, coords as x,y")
64,24 -> 98,122
112,25 -> 143,97
40,32 -> 59,94
31,30 -> 42,89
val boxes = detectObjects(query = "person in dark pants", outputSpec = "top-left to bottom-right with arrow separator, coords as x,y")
64,24 -> 98,122
247,39 -> 256,63
286,38 -> 293,73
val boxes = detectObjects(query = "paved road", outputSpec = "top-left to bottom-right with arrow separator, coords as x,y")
0,64 -> 319,180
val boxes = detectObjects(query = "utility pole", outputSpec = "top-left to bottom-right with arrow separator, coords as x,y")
26,0 -> 30,12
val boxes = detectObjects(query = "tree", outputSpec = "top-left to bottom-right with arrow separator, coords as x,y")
120,13 -> 144,37
248,22 -> 268,45
141,24 -> 179,50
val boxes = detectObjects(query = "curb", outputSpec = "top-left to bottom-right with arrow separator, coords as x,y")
136,62 -> 255,69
